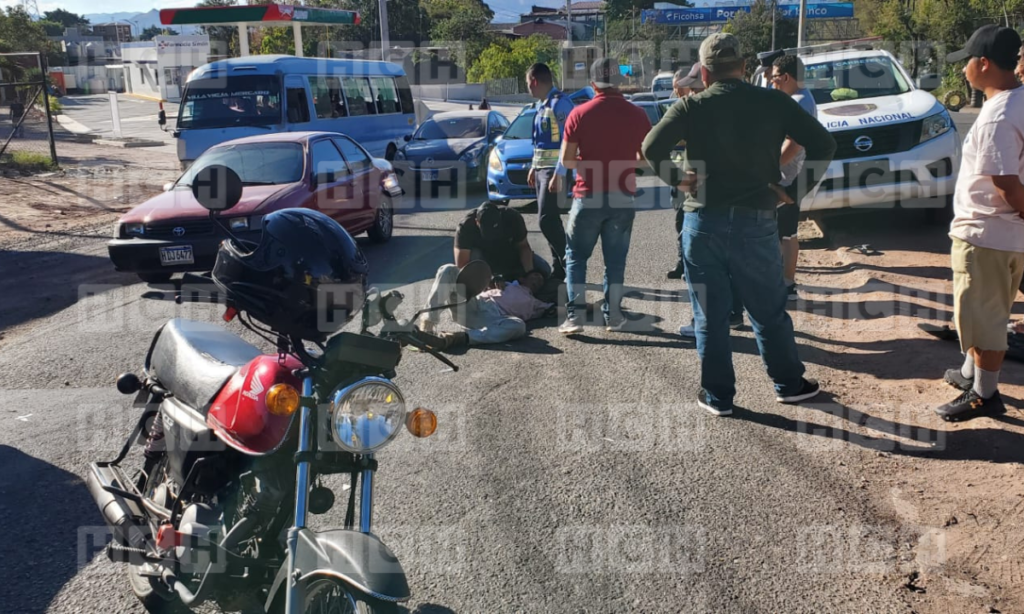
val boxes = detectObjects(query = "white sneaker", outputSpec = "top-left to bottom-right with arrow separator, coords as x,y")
559,317 -> 583,335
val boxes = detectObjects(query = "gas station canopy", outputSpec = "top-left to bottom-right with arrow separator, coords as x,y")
159,4 -> 360,57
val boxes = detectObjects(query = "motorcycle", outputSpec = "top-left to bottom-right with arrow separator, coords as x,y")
87,167 -> 491,613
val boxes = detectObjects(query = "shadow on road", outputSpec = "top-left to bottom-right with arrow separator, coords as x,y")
734,392 -> 1024,464
359,234 -> 454,287
0,445 -> 100,612
0,250 -> 132,332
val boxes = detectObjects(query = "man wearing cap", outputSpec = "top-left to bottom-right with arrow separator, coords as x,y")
557,58 -> 652,334
673,64 -> 705,100
453,201 -> 550,280
526,62 -> 575,281
642,33 -> 836,416
938,25 -> 1024,421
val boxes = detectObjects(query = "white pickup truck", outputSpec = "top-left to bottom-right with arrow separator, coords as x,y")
756,46 -> 961,214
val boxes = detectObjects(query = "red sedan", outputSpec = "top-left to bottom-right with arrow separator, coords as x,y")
109,131 -> 401,283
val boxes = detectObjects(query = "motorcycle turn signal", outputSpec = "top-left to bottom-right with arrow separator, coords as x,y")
406,407 -> 437,438
266,383 -> 300,416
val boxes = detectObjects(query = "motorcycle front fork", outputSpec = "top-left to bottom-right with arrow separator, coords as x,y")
284,376 -> 375,614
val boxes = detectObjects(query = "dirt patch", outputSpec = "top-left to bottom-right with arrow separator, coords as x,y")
792,209 -> 1024,613
0,140 -> 179,247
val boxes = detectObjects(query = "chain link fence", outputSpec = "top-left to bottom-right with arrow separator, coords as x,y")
485,77 -> 522,97
1,52 -> 58,171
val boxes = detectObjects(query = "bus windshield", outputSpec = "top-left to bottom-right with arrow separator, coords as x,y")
177,143 -> 304,187
804,57 -> 911,104
178,75 -> 282,130
502,111 -> 535,140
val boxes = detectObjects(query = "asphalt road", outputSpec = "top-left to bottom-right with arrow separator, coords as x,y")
0,102 -> 979,614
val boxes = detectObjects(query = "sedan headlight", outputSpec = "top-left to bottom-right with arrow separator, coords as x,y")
459,143 -> 486,166
125,223 -> 145,236
489,149 -> 503,173
329,377 -> 406,454
920,111 -> 952,143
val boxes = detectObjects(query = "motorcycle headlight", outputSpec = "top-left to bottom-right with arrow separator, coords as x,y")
920,111 -> 952,143
329,377 -> 406,454
489,149 -> 503,173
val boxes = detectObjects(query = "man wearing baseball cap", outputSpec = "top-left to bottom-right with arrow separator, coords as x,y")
641,33 -> 836,416
937,25 -> 1024,421
557,57 -> 652,334
673,63 -> 704,99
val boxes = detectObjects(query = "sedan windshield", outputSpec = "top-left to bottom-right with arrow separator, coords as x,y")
502,111 -> 535,140
804,57 -> 911,104
178,143 -> 304,187
416,117 -> 486,140
178,75 -> 281,130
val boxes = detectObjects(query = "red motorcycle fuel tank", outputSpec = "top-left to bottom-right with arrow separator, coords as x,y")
207,354 -> 304,455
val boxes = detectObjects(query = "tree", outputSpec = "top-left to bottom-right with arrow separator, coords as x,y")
260,26 -> 295,54
723,0 -> 798,75
467,34 -> 561,87
38,20 -> 66,37
424,0 -> 495,67
0,7 -> 60,79
139,25 -> 172,41
197,0 -> 240,57
42,9 -> 90,29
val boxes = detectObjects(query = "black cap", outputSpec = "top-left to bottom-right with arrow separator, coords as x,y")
475,201 -> 504,242
947,24 -> 1022,69
590,58 -> 624,89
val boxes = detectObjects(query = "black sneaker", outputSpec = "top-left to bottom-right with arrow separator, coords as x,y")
667,262 -> 685,279
696,389 -> 733,417
935,389 -> 1005,422
943,368 -> 973,391
776,378 -> 821,404
605,316 -> 628,332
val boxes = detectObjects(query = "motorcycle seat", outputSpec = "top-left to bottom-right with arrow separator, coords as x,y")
145,318 -> 262,414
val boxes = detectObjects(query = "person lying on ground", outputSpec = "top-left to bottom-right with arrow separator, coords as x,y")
417,267 -> 553,350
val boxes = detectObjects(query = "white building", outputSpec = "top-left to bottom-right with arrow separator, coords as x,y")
121,35 -> 210,102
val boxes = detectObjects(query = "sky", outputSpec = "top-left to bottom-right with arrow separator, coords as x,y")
1,0 -> 175,17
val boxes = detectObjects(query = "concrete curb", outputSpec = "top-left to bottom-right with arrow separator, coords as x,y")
55,114 -> 92,135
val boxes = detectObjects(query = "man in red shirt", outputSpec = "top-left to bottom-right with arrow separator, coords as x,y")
557,58 -> 652,334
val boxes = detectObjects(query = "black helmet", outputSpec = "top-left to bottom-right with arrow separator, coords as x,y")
212,209 -> 368,342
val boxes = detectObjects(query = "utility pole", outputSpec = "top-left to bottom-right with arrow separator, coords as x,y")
797,0 -> 807,47
771,0 -> 777,51
379,0 -> 391,62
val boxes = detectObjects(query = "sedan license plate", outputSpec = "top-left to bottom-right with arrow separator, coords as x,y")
160,245 -> 194,266
420,170 -> 438,181
846,159 -> 891,188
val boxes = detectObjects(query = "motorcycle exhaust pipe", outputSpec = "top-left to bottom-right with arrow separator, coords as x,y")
87,463 -> 148,557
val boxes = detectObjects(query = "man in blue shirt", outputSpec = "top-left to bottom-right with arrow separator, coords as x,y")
526,63 -> 574,280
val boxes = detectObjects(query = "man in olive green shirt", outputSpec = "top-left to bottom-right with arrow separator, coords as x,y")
642,33 -> 836,417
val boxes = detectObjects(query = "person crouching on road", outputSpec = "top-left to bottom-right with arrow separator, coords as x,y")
452,201 -> 551,279
770,54 -> 819,302
938,26 -> 1024,421
418,268 -> 552,350
642,33 -> 836,416
527,62 -> 575,281
558,58 -> 652,334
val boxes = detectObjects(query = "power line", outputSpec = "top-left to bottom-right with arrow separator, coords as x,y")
21,0 -> 40,19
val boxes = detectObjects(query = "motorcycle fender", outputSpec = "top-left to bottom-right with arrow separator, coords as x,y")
265,528 -> 411,609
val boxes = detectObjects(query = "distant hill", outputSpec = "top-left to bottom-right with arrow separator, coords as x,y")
82,9 -> 200,35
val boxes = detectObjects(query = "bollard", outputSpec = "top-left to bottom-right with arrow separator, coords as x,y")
108,91 -> 122,138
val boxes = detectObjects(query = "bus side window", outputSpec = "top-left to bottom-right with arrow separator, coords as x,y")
286,88 -> 310,124
370,77 -> 399,114
395,76 -> 414,115
342,77 -> 376,116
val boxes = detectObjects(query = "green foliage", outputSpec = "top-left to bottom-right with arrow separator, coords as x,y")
466,35 -> 561,86
139,26 -> 172,42
49,96 -> 62,115
425,0 -> 495,65
197,0 -> 240,56
1,152 -> 57,173
42,9 -> 90,29
260,26 -> 295,55
39,20 -> 65,37
0,7 -> 60,73
722,0 -> 798,74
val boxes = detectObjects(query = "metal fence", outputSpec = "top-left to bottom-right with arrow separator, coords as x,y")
0,52 -> 58,169
485,77 -> 521,97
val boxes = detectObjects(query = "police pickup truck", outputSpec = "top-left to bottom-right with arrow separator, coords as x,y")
755,43 -> 961,214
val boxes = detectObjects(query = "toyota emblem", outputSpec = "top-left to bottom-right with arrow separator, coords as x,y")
173,227 -> 186,237
854,136 -> 874,152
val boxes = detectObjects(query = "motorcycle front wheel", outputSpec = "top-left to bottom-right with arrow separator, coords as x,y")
303,577 -> 401,614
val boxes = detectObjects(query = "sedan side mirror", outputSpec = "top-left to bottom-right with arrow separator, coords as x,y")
403,134 -> 412,142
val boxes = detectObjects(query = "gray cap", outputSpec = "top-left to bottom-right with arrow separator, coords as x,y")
590,57 -> 625,89
675,63 -> 703,88
699,33 -> 742,68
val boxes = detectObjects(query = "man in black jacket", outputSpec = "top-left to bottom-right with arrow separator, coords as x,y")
642,33 -> 836,416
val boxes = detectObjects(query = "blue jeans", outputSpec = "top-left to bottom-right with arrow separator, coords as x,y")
682,206 -> 805,408
565,193 -> 635,320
